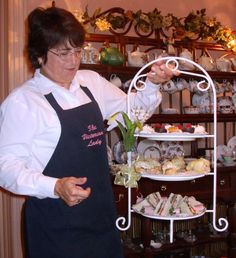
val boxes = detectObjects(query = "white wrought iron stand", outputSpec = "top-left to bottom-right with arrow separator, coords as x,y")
115,56 -> 229,243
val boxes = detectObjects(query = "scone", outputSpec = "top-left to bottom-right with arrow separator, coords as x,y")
171,157 -> 186,171
162,160 -> 178,175
186,158 -> 210,173
134,158 -> 161,174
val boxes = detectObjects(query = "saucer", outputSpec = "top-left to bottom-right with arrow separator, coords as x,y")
222,161 -> 236,167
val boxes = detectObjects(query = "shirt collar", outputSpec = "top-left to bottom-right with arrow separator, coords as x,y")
33,69 -> 81,95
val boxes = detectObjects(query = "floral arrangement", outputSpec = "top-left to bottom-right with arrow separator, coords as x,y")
108,111 -> 143,152
73,7 -> 236,52
107,111 -> 143,188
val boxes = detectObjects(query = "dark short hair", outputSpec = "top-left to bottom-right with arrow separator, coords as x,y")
27,6 -> 85,69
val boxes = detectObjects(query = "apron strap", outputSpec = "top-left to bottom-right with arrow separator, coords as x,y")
44,86 -> 96,113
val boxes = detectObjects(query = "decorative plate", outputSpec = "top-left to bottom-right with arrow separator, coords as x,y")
137,140 -> 161,160
227,136 -> 236,151
216,144 -> 231,161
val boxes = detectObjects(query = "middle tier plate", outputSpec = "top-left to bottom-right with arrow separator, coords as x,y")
140,172 -> 209,181
135,132 -> 213,141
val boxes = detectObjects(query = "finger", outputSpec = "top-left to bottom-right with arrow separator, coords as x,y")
76,187 -> 91,199
72,177 -> 87,185
61,188 -> 90,205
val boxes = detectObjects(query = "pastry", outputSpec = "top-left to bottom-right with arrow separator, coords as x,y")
171,157 -> 186,171
134,158 -> 161,174
182,123 -> 195,133
192,125 -> 206,134
165,125 -> 182,133
162,160 -> 177,175
140,124 -> 155,133
186,158 -> 210,173
153,123 -> 167,133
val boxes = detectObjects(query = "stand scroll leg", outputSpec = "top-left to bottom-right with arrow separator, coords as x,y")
228,202 -> 236,257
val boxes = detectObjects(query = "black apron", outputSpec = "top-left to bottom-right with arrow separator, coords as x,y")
24,86 -> 123,258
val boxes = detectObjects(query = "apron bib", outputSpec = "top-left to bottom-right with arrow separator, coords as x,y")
24,86 -> 123,258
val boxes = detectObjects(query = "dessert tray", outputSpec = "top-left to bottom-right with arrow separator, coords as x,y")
135,132 -> 212,141
115,56 -> 228,244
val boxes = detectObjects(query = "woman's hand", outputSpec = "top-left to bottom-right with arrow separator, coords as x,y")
54,177 -> 91,206
147,59 -> 178,84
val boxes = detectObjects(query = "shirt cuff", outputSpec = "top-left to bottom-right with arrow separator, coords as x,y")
146,78 -> 161,91
37,175 -> 59,199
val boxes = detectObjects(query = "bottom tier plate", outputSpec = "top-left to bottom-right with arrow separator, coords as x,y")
132,209 -> 206,221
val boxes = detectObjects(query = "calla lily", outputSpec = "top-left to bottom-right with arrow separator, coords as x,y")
110,112 -> 143,152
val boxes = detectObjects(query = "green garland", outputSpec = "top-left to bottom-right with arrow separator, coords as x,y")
74,8 -> 236,52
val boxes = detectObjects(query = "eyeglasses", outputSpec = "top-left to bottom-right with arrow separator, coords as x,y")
48,47 -> 82,61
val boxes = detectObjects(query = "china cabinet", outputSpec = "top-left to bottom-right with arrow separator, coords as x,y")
81,32 -> 236,257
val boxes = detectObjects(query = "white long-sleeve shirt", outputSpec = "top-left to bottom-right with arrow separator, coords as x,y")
0,69 -> 162,199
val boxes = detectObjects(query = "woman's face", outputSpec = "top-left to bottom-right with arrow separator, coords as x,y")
40,43 -> 82,88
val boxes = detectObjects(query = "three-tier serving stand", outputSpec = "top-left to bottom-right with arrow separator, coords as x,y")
115,56 -> 228,243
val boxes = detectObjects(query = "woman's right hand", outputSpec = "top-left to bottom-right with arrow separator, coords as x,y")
54,177 -> 91,206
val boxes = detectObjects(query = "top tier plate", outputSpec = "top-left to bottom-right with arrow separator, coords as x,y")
135,132 -> 213,141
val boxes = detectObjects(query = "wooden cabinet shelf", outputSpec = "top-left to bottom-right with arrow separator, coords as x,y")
80,63 -> 236,81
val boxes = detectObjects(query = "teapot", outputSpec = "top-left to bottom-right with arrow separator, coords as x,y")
100,43 -> 124,66
217,96 -> 233,113
179,49 -> 195,70
230,57 -> 236,71
127,46 -> 149,67
216,57 -> 231,72
109,74 -> 122,88
81,43 -> 100,64
198,53 -> 215,71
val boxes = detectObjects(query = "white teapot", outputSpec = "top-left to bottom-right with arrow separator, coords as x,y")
216,57 -> 231,72
81,43 -> 100,64
198,54 -> 215,71
127,47 -> 149,67
217,96 -> 233,113
179,49 -> 195,70
109,74 -> 122,88
230,57 -> 236,70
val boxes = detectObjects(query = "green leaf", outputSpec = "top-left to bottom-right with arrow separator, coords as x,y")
116,120 -> 126,139
121,112 -> 132,129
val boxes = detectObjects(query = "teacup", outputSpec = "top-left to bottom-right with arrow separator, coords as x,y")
222,155 -> 234,164
183,106 -> 200,114
110,74 -> 122,88
161,80 -> 177,93
217,96 -> 233,113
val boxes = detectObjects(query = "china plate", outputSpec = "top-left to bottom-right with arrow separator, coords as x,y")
133,209 -> 206,221
137,139 -> 161,160
227,136 -> 236,151
140,171 -> 207,181
222,161 -> 236,167
216,144 -> 231,161
135,132 -> 211,141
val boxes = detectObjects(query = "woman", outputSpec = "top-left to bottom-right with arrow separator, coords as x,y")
0,6 -> 173,258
